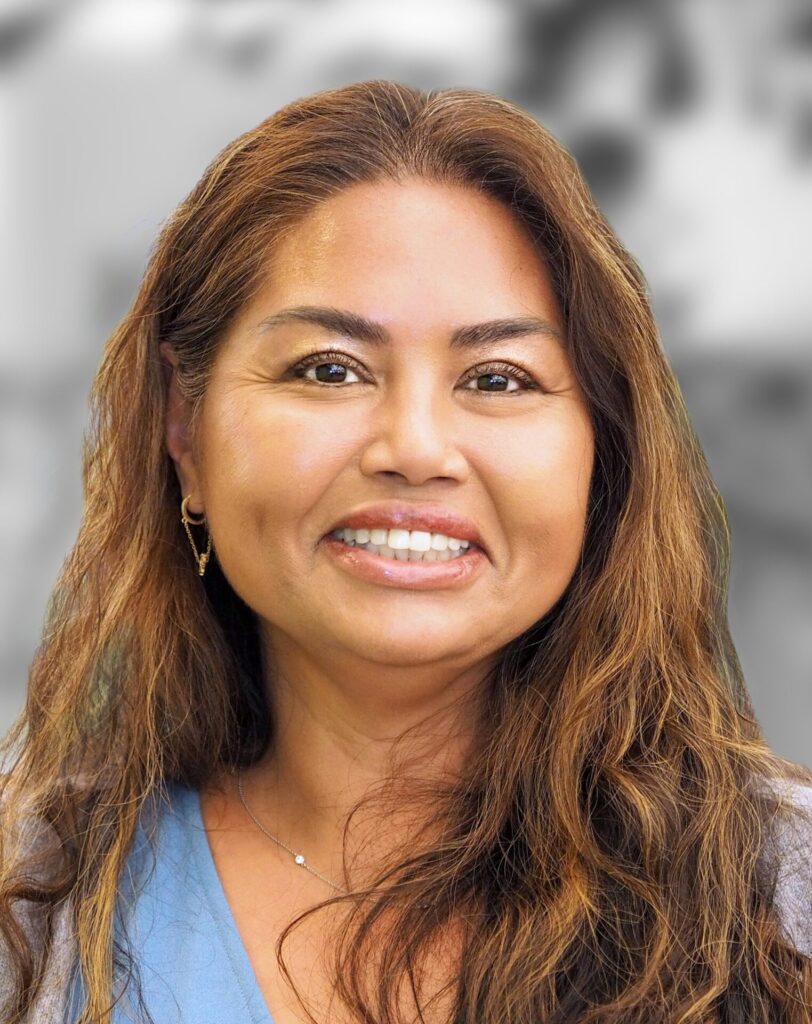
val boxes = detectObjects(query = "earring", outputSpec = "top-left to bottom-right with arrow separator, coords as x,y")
181,495 -> 212,577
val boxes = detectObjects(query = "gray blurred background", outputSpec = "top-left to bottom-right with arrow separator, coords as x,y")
0,0 -> 809,766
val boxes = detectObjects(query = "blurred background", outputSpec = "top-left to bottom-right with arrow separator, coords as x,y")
0,0 -> 809,766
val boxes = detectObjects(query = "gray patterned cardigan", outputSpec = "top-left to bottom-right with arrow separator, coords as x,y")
1,778 -> 811,1022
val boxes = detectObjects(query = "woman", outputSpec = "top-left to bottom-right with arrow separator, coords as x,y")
1,79 -> 810,1024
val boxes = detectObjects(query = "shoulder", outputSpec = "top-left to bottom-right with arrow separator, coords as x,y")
0,775 -> 66,869
765,777 -> 812,957
0,776 -> 78,1022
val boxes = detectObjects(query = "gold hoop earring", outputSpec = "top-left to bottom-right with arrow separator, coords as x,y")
181,495 -> 212,577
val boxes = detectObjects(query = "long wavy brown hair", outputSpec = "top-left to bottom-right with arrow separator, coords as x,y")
1,79 -> 811,1024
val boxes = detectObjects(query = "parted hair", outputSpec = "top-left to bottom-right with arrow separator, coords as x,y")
1,79 -> 811,1023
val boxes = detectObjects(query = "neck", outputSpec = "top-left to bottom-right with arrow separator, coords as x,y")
234,633 -> 490,888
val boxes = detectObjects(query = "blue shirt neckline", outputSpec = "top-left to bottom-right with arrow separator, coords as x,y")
170,781 -> 276,1024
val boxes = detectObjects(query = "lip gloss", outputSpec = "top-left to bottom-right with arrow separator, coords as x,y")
321,535 -> 488,591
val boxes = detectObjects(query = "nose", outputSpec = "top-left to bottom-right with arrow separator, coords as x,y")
357,377 -> 469,486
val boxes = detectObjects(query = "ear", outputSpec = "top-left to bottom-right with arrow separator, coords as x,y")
160,342 -> 204,516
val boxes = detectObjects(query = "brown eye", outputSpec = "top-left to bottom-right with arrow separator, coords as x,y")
286,352 -> 366,385
460,363 -> 539,395
307,361 -> 360,384
283,351 -> 540,395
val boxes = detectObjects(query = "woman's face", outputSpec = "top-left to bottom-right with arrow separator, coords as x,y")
164,178 -> 594,694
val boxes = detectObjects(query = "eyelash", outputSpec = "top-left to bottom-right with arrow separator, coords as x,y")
284,350 -> 541,395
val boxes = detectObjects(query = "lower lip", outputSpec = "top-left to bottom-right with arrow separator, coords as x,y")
320,535 -> 489,590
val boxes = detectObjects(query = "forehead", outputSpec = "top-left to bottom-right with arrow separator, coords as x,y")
256,178 -> 562,330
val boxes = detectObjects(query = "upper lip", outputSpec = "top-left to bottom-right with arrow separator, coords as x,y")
325,502 -> 489,557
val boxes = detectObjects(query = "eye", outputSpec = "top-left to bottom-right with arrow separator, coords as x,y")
283,351 -> 540,396
286,351 -> 367,386
459,362 -> 539,396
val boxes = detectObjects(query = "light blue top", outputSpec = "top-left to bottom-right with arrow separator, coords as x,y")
57,776 -> 812,1022
64,781 -> 275,1023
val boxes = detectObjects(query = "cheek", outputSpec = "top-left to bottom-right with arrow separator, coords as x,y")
199,398 -> 352,540
496,413 -> 594,563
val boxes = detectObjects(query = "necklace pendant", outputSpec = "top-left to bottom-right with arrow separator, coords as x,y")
294,853 -> 306,865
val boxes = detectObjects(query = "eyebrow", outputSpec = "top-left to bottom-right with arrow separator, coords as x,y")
253,305 -> 564,350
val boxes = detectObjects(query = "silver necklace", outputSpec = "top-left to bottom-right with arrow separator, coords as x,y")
236,770 -> 349,895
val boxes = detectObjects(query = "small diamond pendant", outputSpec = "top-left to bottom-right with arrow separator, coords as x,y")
294,853 -> 306,865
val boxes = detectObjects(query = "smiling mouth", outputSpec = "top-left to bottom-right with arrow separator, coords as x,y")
327,531 -> 475,563
320,531 -> 488,589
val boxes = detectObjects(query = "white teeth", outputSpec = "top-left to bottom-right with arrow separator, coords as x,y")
333,528 -> 468,562
387,528 -> 412,550
335,527 -> 472,554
